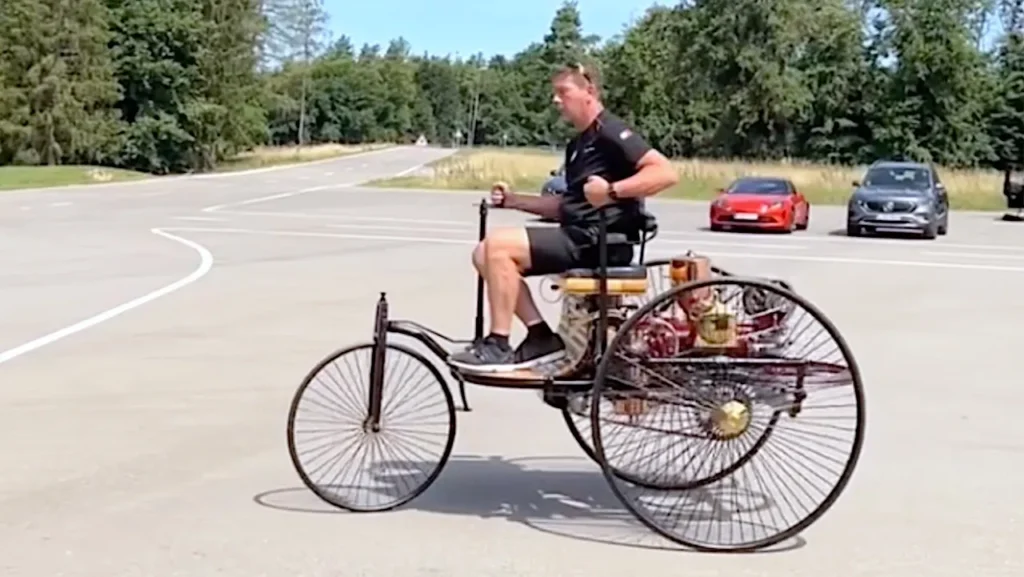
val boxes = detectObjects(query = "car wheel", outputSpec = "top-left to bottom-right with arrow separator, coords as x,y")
846,222 -> 862,237
922,220 -> 938,240
938,214 -> 948,235
796,210 -> 809,230
710,223 -> 724,232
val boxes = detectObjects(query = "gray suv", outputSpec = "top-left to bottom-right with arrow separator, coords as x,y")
541,163 -> 566,197
846,161 -> 949,239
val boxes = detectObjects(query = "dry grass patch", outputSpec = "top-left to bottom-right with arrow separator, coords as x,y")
0,165 -> 149,191
375,148 -> 1005,210
218,142 -> 392,171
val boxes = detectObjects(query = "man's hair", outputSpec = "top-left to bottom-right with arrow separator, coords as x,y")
551,61 -> 601,94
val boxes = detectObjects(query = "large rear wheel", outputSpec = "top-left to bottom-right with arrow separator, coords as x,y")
591,277 -> 865,552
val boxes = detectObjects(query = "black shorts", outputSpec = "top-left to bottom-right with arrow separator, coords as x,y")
524,226 -> 634,277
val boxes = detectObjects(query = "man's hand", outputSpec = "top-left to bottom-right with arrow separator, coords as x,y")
490,181 -> 516,208
584,175 -> 613,208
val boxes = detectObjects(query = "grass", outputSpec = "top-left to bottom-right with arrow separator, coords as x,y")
215,142 -> 391,172
373,148 -> 1006,211
0,165 -> 149,191
0,143 -> 391,192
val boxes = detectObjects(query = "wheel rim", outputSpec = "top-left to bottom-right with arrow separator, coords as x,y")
287,342 -> 456,512
591,277 -> 866,552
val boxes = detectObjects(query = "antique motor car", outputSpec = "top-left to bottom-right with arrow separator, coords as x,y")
846,160 -> 949,238
285,197 -> 866,553
709,176 -> 810,232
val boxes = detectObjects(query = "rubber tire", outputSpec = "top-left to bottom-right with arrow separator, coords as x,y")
846,221 -> 862,237
286,341 -> 457,513
590,277 -> 867,553
922,220 -> 938,239
796,208 -> 809,230
938,214 -> 948,235
562,398 -> 777,491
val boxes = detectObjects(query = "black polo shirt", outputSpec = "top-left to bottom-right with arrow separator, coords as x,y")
558,109 -> 652,245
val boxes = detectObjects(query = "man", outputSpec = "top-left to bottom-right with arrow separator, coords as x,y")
449,63 -> 679,372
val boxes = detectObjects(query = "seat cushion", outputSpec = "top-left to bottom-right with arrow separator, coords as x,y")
562,266 -> 648,280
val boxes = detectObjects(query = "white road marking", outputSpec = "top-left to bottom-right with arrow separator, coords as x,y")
327,223 -> 471,234
0,147 -> 400,196
200,149 -> 457,213
164,226 -> 475,245
318,222 -> 808,249
661,230 -> 1024,252
924,251 -> 1024,260
173,216 -> 227,222
209,210 -> 469,225
162,227 -> 1024,272
388,159 -> 434,178
50,202 -> 72,207
202,187 -> 355,212
0,229 -> 214,366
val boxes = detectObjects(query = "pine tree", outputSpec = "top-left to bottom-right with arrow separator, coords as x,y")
261,0 -> 329,147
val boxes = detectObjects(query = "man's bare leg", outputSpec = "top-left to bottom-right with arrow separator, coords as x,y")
472,241 -> 544,327
481,228 -> 532,338
449,228 -> 564,371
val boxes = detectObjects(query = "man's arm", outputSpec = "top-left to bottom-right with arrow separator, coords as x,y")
506,193 -> 561,220
598,117 -> 679,199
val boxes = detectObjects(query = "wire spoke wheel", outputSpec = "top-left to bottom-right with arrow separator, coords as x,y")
561,259 -> 747,487
591,277 -> 865,552
287,342 -> 456,512
562,387 -> 775,490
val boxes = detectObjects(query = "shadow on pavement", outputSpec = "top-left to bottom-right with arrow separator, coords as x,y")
254,454 -> 806,554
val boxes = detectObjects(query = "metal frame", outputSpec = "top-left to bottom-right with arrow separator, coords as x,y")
365,200 -> 656,417
288,200 -> 867,553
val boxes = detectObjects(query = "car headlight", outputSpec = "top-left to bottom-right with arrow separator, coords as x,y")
769,202 -> 784,210
853,198 -> 867,209
714,198 -> 729,209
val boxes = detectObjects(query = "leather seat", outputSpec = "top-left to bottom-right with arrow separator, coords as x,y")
562,266 -> 648,280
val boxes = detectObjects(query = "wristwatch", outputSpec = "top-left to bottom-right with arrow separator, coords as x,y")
608,182 -> 620,201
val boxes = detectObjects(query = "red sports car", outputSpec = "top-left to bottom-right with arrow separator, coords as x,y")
709,176 -> 810,232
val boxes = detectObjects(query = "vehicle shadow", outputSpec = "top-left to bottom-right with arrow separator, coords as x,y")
696,225 -> 792,235
825,228 -> 929,239
254,454 -> 806,554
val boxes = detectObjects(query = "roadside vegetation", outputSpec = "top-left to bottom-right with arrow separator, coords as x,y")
375,149 -> 1006,210
1,0 -> 1021,197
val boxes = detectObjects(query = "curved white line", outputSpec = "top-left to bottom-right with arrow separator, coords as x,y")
0,228 -> 214,366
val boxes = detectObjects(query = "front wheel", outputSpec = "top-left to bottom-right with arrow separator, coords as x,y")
922,220 -> 938,239
287,341 -> 457,512
797,207 -> 809,230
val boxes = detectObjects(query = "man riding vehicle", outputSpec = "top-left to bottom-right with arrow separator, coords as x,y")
448,62 -> 680,372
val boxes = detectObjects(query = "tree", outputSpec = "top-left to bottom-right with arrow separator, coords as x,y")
262,0 -> 329,146
4,0 -> 1024,174
0,0 -> 120,165
991,33 -> 1024,168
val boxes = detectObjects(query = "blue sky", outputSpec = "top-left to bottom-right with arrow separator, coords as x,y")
322,0 -> 664,58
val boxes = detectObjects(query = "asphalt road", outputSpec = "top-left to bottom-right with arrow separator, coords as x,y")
1,145 -> 1022,576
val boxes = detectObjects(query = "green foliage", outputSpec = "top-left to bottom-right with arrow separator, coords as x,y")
1,0 -> 1024,175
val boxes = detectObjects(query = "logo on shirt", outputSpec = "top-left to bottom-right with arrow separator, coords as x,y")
619,129 -> 632,140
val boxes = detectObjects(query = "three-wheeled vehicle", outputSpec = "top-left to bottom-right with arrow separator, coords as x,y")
285,199 -> 867,552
